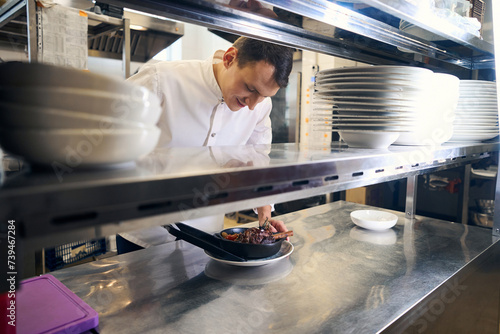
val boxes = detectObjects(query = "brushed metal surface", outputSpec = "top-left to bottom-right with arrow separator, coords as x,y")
52,201 -> 497,334
1,142 -> 497,250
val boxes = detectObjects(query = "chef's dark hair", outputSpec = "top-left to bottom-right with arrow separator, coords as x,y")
233,37 -> 293,88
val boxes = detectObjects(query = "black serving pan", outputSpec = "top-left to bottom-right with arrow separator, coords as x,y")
215,227 -> 284,260
165,223 -> 246,262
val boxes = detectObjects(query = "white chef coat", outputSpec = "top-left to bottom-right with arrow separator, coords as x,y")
119,54 -> 275,247
127,54 -> 273,148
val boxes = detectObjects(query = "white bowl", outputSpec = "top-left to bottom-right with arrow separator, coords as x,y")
0,62 -> 149,96
0,86 -> 161,125
339,130 -> 399,149
350,210 -> 398,231
0,127 -> 160,167
0,102 -> 154,130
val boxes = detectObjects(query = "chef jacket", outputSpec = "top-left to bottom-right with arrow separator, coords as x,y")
127,53 -> 273,148
119,54 -> 275,247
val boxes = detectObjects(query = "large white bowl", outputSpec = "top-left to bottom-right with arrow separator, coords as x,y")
0,62 -> 149,96
0,127 -> 160,167
0,86 -> 161,125
0,102 -> 153,130
339,130 -> 400,149
350,210 -> 398,231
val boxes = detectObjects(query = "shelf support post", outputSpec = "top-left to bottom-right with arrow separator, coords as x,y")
122,17 -> 131,79
26,0 -> 38,62
493,0 -> 500,238
460,164 -> 471,224
406,175 -> 418,219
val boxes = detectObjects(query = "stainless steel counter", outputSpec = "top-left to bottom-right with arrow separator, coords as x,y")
51,201 -> 499,333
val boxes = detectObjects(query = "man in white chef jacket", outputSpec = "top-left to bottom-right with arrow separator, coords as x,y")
117,37 -> 293,251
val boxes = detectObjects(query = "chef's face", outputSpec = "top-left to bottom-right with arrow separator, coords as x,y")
220,48 -> 280,111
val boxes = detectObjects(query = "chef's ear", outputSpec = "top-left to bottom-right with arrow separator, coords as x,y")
223,47 -> 238,68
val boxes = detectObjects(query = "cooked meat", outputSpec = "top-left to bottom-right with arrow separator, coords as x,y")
235,227 -> 275,244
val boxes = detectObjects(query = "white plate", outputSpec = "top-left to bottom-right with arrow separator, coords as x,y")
0,62 -> 145,95
0,86 -> 161,125
315,89 -> 426,99
0,127 -> 160,167
459,80 -> 497,86
350,210 -> 398,231
317,65 -> 432,77
0,102 -> 151,130
453,125 -> 499,131
204,241 -> 294,267
316,76 -> 422,85
204,257 -> 294,285
455,110 -> 498,115
459,91 -> 497,96
339,130 -> 400,148
330,100 -> 419,108
332,108 -> 417,114
448,133 -> 499,141
316,82 -> 425,90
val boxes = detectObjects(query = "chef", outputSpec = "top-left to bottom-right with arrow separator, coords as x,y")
117,37 -> 293,252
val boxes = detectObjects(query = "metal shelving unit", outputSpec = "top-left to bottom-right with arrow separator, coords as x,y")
1,0 -> 499,281
0,0 -> 184,77
1,142 -> 498,251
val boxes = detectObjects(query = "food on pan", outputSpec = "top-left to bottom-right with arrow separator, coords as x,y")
221,226 -> 293,245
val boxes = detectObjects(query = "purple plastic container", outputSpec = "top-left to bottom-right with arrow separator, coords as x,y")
17,274 -> 98,334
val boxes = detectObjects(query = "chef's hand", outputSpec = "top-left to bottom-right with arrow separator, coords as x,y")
256,205 -> 289,239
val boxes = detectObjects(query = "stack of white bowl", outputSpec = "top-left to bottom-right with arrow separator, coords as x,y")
447,80 -> 499,142
0,62 -> 161,168
312,66 -> 459,148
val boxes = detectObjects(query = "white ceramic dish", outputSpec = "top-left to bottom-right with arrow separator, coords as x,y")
0,86 -> 161,125
448,133 -> 498,142
0,102 -> 150,129
394,125 -> 454,146
204,241 -> 294,267
350,210 -> 398,231
0,127 -> 160,167
0,62 -> 146,96
339,130 -> 400,148
204,257 -> 293,285
316,76 -> 424,85
316,65 -> 433,77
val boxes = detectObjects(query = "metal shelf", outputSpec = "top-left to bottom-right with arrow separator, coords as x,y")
99,0 -> 494,70
0,1 -> 184,71
1,142 -> 498,250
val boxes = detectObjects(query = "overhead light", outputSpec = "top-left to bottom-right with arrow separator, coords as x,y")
130,24 -> 147,31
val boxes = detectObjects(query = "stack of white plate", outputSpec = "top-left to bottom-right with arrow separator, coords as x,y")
447,80 -> 499,142
312,66 -> 459,148
0,62 -> 161,168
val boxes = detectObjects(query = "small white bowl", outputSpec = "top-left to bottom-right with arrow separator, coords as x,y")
350,210 -> 398,231
0,86 -> 161,125
0,127 -> 160,167
339,130 -> 400,149
0,102 -> 150,130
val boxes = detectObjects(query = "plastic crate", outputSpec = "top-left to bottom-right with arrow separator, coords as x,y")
45,239 -> 107,271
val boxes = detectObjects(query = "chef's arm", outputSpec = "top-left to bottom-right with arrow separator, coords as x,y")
256,205 -> 288,233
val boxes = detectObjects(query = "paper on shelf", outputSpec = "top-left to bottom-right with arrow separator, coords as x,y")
40,3 -> 88,69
